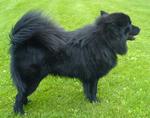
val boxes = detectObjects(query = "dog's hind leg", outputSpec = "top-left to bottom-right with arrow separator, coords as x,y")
12,62 -> 45,114
23,76 -> 43,105
14,81 -> 41,114
14,75 -> 43,114
22,82 -> 39,105
14,91 -> 26,114
11,63 -> 27,114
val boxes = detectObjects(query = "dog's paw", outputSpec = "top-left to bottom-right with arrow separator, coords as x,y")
14,105 -> 24,115
89,97 -> 100,103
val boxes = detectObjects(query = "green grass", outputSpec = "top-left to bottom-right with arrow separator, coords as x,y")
0,0 -> 150,117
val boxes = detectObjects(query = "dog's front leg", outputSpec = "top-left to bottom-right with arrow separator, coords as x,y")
82,79 -> 99,102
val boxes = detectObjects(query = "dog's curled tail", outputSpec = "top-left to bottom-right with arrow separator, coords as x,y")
10,10 -> 66,52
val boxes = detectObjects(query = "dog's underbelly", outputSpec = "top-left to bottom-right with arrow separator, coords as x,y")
49,59 -> 115,81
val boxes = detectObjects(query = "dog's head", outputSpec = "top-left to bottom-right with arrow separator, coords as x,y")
96,11 -> 140,55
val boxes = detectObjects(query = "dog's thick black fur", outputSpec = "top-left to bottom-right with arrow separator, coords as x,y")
10,10 -> 140,114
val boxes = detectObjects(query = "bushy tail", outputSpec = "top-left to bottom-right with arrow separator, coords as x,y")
9,11 -> 67,92
10,10 -> 66,52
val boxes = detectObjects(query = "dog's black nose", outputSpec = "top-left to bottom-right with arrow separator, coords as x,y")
131,25 -> 140,35
128,25 -> 140,40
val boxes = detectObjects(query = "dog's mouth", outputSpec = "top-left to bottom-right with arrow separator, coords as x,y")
128,34 -> 136,40
127,25 -> 140,41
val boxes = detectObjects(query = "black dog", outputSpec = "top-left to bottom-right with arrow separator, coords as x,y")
10,10 -> 140,114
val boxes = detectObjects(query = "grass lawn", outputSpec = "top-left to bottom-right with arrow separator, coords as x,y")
0,0 -> 150,117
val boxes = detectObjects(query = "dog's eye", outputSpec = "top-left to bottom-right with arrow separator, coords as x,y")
116,22 -> 123,27
125,27 -> 130,34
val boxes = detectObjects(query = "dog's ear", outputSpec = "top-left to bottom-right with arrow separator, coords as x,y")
100,10 -> 109,17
